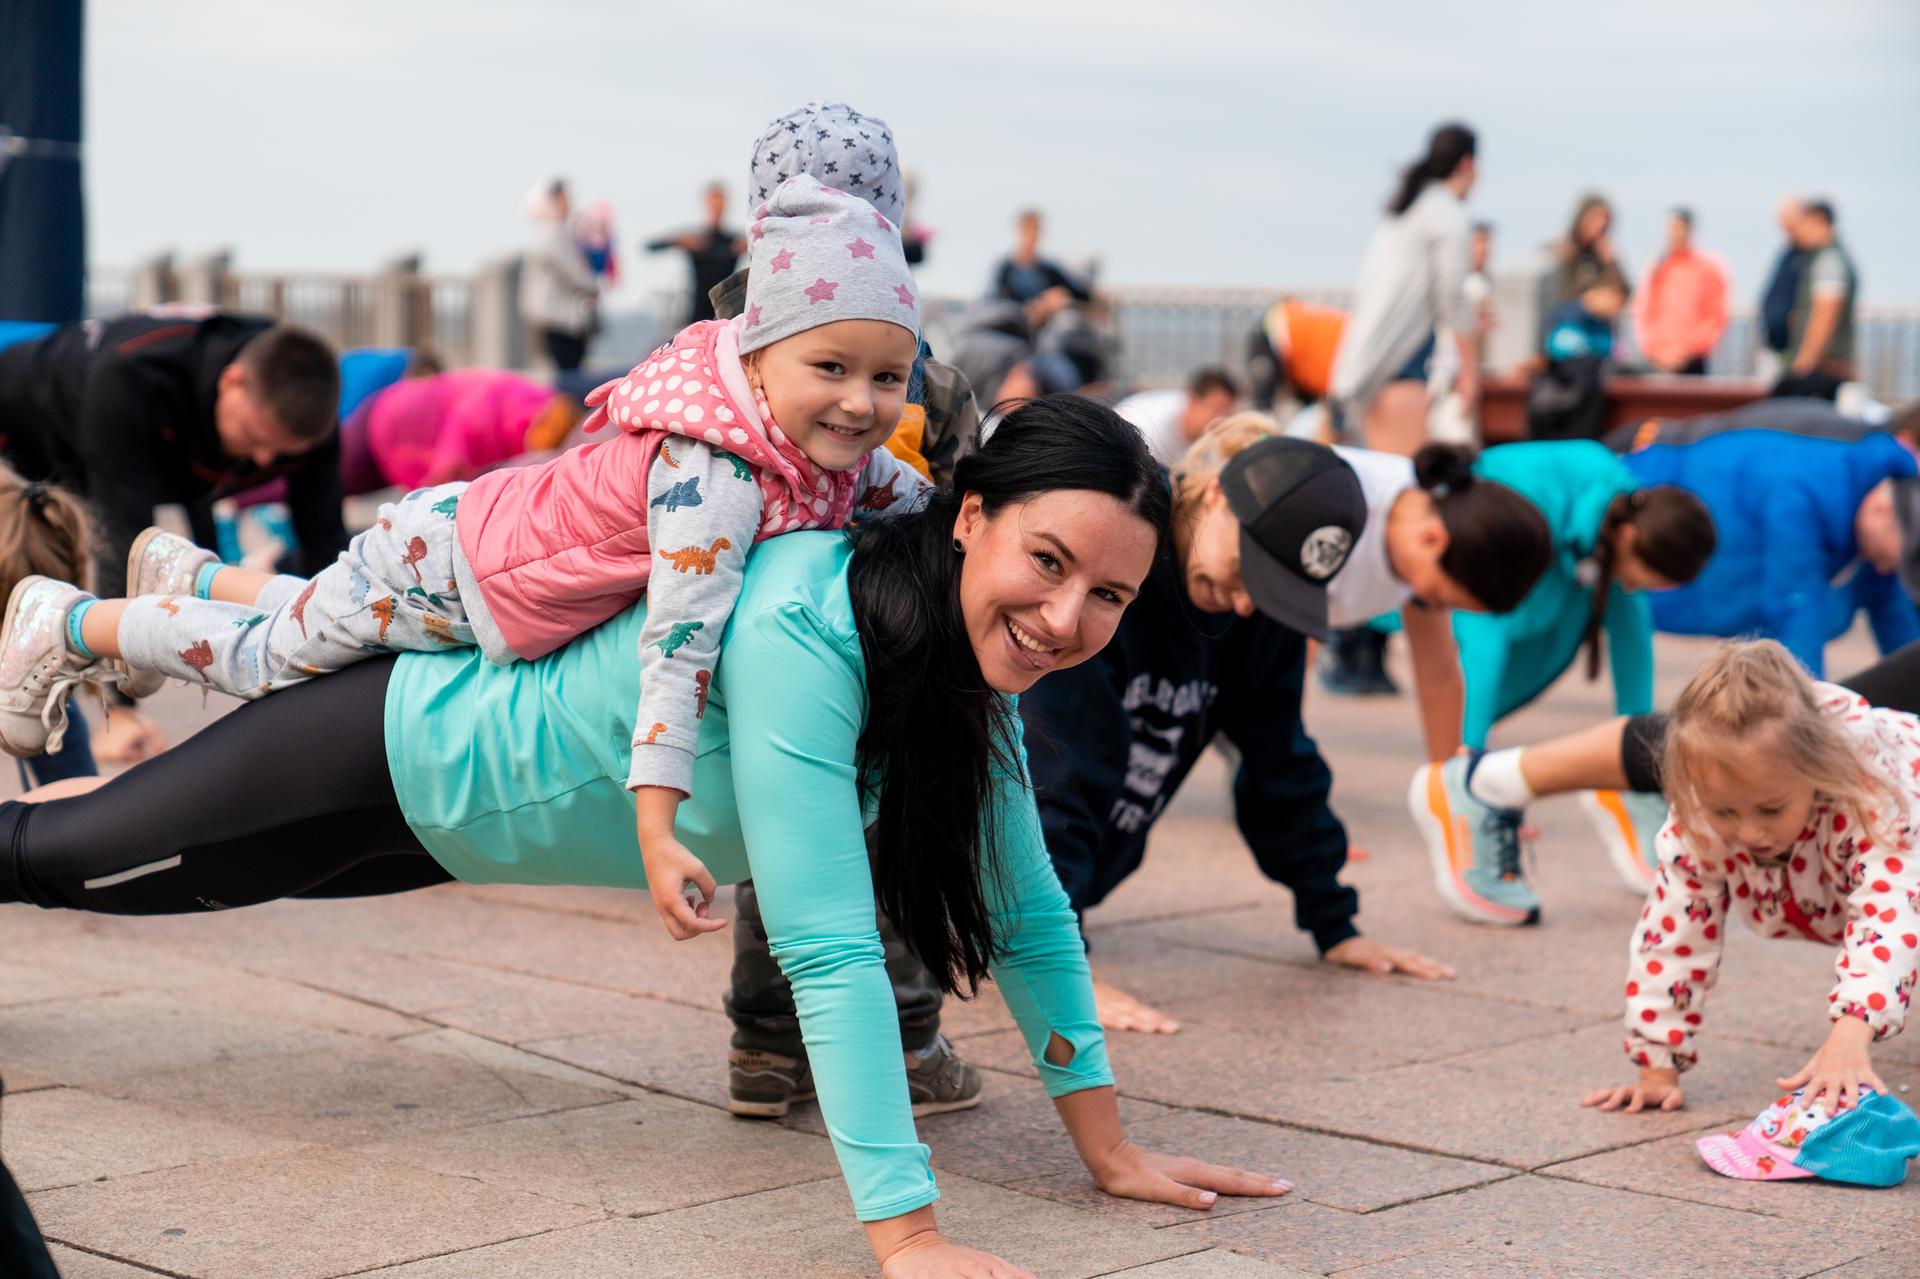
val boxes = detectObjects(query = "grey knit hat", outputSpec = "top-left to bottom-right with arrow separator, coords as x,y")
739,175 -> 920,356
747,102 -> 902,227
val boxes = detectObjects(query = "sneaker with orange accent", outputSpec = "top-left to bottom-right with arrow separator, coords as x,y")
1580,789 -> 1668,894
1408,754 -> 1540,926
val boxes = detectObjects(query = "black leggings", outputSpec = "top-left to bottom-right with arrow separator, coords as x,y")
0,658 -> 452,913
1619,640 -> 1920,793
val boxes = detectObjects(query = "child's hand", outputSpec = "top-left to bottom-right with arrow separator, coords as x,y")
1581,1066 -> 1685,1113
1777,1016 -> 1885,1116
640,829 -> 726,941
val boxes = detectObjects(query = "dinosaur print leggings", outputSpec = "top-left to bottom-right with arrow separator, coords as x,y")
0,659 -> 453,913
115,483 -> 475,700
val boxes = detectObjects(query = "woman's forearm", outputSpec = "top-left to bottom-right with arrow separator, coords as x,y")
864,1206 -> 941,1270
1052,1085 -> 1131,1180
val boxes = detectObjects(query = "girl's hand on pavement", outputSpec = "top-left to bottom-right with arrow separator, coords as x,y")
1582,1066 -> 1684,1113
1324,936 -> 1456,981
877,1233 -> 1035,1279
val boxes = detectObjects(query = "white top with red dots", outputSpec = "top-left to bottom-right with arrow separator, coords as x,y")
1623,682 -> 1920,1073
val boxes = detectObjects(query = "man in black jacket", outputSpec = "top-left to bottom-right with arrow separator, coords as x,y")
0,313 -> 347,598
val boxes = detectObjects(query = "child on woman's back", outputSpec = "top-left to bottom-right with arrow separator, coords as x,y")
0,175 -> 929,936
1583,640 -> 1920,1117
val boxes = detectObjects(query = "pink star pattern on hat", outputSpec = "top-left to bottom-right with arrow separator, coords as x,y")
749,220 -> 767,242
808,215 -> 832,225
871,210 -> 892,233
768,248 -> 794,273
846,237 -> 875,260
744,304 -> 763,327
894,284 -> 916,307
804,278 -> 839,304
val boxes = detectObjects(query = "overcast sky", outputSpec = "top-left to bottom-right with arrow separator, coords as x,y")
87,0 -> 1920,309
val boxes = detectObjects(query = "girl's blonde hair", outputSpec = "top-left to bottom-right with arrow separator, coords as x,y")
1665,639 -> 1903,851
1169,410 -> 1283,523
0,462 -> 90,601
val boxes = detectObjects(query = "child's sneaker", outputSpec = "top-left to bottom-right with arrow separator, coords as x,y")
1580,789 -> 1669,894
119,527 -> 220,698
904,1034 -> 984,1118
727,1047 -> 815,1118
1409,754 -> 1541,926
0,576 -> 110,758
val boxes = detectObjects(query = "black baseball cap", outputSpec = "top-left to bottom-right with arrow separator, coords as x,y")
1219,438 -> 1367,640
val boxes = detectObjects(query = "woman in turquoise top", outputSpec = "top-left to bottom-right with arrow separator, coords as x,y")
0,397 -> 1285,1278
1413,440 -> 1714,928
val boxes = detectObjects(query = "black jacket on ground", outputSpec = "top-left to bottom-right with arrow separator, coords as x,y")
0,314 -> 348,596
1018,553 -> 1359,953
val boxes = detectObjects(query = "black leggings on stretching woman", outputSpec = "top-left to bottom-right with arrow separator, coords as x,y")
1619,639 -> 1920,793
0,659 -> 451,913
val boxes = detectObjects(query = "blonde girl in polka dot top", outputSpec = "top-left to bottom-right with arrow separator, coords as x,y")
1583,639 -> 1920,1118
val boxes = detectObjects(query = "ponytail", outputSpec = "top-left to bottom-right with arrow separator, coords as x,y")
1411,442 -> 1550,613
1582,486 -> 1716,680
0,463 -> 92,602
1387,121 -> 1477,216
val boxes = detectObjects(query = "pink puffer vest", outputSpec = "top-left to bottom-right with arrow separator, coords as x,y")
454,315 -> 862,660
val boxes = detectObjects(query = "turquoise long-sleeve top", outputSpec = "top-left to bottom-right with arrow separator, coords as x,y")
1452,441 -> 1651,749
381,531 -> 1112,1221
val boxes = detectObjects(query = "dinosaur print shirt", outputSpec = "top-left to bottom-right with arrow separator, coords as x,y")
1624,683 -> 1920,1073
630,434 -> 925,793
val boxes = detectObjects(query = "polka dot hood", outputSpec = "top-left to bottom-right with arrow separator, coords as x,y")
581,311 -> 863,539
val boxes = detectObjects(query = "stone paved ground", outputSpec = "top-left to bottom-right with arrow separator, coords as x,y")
3,627 -> 1916,1277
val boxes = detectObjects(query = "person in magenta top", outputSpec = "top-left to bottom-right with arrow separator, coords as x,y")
1632,208 -> 1730,376
356,368 -> 578,491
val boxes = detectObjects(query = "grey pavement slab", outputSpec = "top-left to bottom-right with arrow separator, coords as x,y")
1,1086 -> 289,1192
1010,1109 -> 1514,1224
0,989 -> 344,1086
100,1036 -> 621,1146
1171,1172 -> 1873,1278
1105,1252 -> 1323,1279
45,1246 -> 164,1278
356,1093 -> 839,1218
519,999 -> 742,1111
30,1146 -> 602,1279
1542,1127 -> 1920,1244
1805,1251 -> 1920,1279
362,1173 -> 1194,1278
0,957 -> 129,1009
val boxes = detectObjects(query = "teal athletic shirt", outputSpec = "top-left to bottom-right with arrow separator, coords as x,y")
1452,440 -> 1653,749
383,531 -> 1113,1221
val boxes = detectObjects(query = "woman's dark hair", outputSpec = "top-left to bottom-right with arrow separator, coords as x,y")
1411,443 -> 1551,614
845,395 -> 1171,995
1387,122 -> 1477,216
1566,192 -> 1612,248
1582,487 -> 1716,679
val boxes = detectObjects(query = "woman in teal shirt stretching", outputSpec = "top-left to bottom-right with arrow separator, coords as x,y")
0,397 -> 1285,1279
1415,440 -> 1715,926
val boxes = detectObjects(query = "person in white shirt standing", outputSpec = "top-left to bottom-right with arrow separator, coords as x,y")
1328,123 -> 1479,459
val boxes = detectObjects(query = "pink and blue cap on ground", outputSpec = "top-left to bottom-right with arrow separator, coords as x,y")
1697,1086 -> 1920,1186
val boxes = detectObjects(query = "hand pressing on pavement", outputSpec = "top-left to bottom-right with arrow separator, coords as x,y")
1582,1065 -> 1685,1113
1324,936 -> 1455,980
1777,1016 -> 1886,1116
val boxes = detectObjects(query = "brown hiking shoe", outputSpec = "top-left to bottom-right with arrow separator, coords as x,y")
727,1047 -> 814,1119
905,1034 -> 984,1118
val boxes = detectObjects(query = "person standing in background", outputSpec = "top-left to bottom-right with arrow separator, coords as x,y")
1776,198 -> 1860,399
991,209 -> 1093,306
519,178 -> 600,373
1756,195 -> 1808,380
645,182 -> 744,325
1327,121 -> 1479,459
1551,194 -> 1630,310
1632,208 -> 1728,375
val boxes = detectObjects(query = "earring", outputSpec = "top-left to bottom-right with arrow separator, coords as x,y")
952,538 -> 965,554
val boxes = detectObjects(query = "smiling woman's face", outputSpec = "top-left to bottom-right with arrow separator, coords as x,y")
953,489 -> 1160,693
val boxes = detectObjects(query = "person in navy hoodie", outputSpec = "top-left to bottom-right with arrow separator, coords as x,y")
1020,422 -> 1454,1034
1620,427 -> 1919,677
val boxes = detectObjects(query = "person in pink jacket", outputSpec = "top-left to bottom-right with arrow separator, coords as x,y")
1582,640 -> 1920,1119
1631,208 -> 1730,375
346,368 -> 581,492
0,175 -> 929,936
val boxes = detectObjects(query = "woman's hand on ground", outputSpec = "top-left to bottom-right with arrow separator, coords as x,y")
1090,978 -> 1180,1034
877,1233 -> 1036,1279
1581,1066 -> 1684,1113
93,708 -> 167,765
1777,1016 -> 1884,1116
1323,936 -> 1455,981
1089,1140 -> 1291,1211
